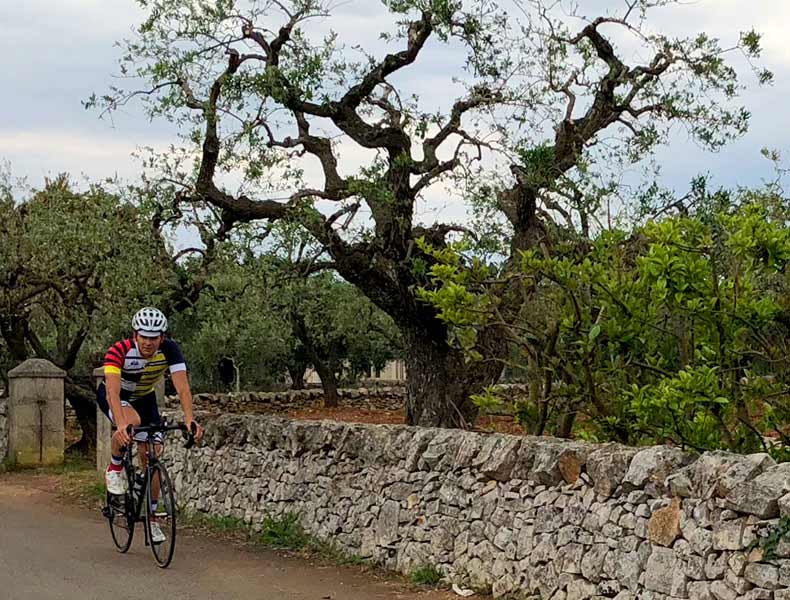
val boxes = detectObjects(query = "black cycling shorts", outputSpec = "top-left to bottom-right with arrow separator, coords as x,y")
96,381 -> 163,444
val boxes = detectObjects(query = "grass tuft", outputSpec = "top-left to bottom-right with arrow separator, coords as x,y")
182,512 -> 248,533
311,538 -> 365,565
259,512 -> 312,549
409,565 -> 443,586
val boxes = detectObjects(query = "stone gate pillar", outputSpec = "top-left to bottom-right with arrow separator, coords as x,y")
93,367 -> 112,473
8,359 -> 66,467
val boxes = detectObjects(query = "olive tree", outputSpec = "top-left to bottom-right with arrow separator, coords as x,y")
94,0 -> 768,427
0,171 -> 220,449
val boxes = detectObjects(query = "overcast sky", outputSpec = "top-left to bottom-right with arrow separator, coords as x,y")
3,0 -> 790,215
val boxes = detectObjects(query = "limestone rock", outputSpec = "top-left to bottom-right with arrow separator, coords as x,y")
643,547 -> 677,595
479,437 -> 523,481
647,496 -> 681,547
586,444 -> 638,498
531,440 -> 592,487
688,580 -> 714,600
713,519 -> 747,551
779,491 -> 790,517
564,576 -> 596,600
710,580 -> 738,600
743,563 -> 779,590
726,463 -> 790,518
743,590 -> 772,600
623,446 -> 693,495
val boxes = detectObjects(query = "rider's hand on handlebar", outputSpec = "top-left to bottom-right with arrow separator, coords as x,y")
113,420 -> 132,446
186,420 -> 203,442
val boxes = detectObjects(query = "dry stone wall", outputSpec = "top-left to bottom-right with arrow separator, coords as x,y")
166,414 -> 790,599
167,386 -> 407,414
165,383 -> 530,415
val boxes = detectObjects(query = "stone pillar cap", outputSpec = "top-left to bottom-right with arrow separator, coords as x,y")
8,358 -> 67,379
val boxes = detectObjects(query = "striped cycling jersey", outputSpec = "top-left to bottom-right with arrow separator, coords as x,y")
103,338 -> 187,400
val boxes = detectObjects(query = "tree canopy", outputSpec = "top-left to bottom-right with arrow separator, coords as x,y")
0,165 -> 239,445
93,0 -> 770,427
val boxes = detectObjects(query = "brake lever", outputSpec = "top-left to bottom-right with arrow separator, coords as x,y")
181,422 -> 196,449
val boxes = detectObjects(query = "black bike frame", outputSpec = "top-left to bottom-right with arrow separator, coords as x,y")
122,442 -> 158,544
115,421 -> 193,545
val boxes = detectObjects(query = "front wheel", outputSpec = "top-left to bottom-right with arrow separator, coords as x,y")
106,491 -> 135,553
145,462 -> 177,568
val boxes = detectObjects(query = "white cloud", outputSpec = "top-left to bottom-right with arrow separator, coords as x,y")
0,130 -> 171,184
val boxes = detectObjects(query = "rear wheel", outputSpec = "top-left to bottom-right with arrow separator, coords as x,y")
146,462 -> 177,568
107,490 -> 135,553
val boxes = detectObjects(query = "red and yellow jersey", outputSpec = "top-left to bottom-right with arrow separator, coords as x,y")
103,338 -> 187,400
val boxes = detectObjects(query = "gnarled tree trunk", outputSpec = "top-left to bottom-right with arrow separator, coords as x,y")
287,346 -> 309,390
404,328 -> 507,428
291,312 -> 341,407
288,364 -> 307,390
312,360 -> 340,408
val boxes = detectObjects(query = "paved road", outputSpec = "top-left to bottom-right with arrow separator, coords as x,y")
0,477 -> 453,600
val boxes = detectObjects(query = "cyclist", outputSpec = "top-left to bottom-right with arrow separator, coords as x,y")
96,307 -> 203,542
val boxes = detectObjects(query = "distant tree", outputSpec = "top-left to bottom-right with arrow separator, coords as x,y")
172,222 -> 401,403
0,171 -> 219,450
278,272 -> 401,405
168,254 -> 293,392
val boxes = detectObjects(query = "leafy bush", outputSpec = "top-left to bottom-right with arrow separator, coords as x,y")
423,193 -> 790,455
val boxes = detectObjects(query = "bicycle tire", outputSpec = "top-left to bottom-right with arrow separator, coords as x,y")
145,462 -> 177,568
107,490 -> 135,553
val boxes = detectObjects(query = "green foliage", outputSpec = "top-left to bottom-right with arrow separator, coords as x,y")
182,509 -> 366,565
470,386 -> 506,415
183,512 -> 248,533
171,221 -> 401,392
421,189 -> 790,453
259,512 -> 312,549
409,564 -> 443,586
516,144 -> 557,188
761,516 -> 790,560
92,0 -> 771,431
169,253 -> 293,391
311,539 -> 365,565
627,366 -> 733,451
0,171 -> 177,381
415,237 -> 495,361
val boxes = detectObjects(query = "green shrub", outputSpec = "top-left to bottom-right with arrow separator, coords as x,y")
259,512 -> 311,549
410,565 -> 443,586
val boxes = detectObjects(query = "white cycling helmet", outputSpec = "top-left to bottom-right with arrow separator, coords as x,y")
132,307 -> 168,336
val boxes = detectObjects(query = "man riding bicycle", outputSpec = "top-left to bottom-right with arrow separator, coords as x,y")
96,307 -> 203,543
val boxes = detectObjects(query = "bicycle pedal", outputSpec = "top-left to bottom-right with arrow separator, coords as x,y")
101,506 -> 112,519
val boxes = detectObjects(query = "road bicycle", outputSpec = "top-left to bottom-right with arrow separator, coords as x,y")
101,419 -> 196,568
